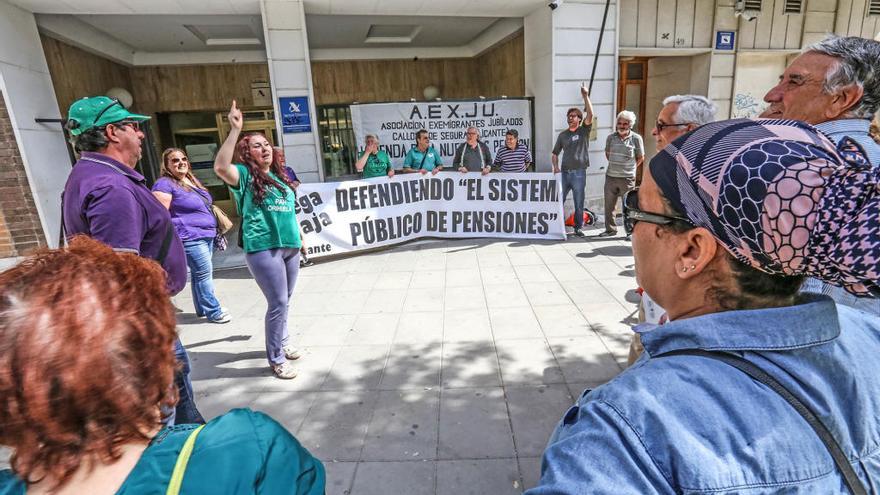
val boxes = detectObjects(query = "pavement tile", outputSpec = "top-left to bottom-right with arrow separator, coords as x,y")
513,265 -> 556,283
442,309 -> 493,343
404,288 -> 445,312
394,311 -> 444,344
520,281 -> 570,306
489,307 -> 544,341
411,269 -> 446,289
484,283 -> 530,309
438,388 -> 515,459
347,313 -> 400,345
351,461 -> 436,495
373,271 -> 412,290
507,250 -> 544,266
324,461 -> 358,495
441,341 -> 501,388
436,459 -> 522,495
379,342 -> 442,390
248,391 -> 319,434
547,336 -> 623,384
506,385 -> 573,456
532,304 -> 591,338
495,339 -> 565,386
362,390 -> 440,460
545,262 -> 590,282
321,344 -> 391,391
480,266 -> 518,285
519,456 -> 544,492
361,289 -> 408,313
443,285 -> 486,311
339,272 -> 380,291
262,345 -> 342,392
446,268 -> 483,287
297,314 -> 357,346
296,391 -> 379,461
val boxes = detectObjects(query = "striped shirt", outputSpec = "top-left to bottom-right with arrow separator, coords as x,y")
493,143 -> 533,172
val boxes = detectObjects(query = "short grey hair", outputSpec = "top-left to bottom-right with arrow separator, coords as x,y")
616,110 -> 637,126
805,34 -> 880,119
662,95 -> 717,126
365,133 -> 379,142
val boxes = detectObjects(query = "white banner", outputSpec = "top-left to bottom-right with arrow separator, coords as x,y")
350,99 -> 532,168
295,172 -> 565,259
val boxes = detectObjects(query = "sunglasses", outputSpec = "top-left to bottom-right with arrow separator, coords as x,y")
93,98 -> 122,124
623,188 -> 695,235
655,121 -> 691,132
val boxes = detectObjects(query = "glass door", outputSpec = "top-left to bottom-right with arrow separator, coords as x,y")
616,59 -> 648,137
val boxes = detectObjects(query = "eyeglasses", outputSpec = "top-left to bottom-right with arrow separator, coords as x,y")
622,188 -> 695,235
111,120 -> 141,132
654,121 -> 691,132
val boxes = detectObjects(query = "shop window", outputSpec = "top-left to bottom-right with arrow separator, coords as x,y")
317,105 -> 358,180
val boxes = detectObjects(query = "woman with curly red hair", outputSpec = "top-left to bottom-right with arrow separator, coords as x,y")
0,236 -> 324,494
213,101 -> 302,379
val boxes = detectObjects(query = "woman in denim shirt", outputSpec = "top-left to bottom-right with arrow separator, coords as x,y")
529,119 -> 880,494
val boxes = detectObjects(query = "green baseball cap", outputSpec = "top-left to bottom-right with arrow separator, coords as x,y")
66,96 -> 149,136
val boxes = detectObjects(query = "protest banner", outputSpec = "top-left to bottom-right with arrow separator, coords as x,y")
350,99 -> 533,168
295,172 -> 565,259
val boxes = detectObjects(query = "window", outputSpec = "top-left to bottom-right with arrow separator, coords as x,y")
744,0 -> 762,10
783,0 -> 802,13
317,105 -> 358,180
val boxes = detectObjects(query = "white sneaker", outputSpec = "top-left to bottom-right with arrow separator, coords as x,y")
282,344 -> 301,360
271,362 -> 297,379
208,311 -> 231,324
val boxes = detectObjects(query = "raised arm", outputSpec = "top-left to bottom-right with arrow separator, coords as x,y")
214,100 -> 243,186
581,83 -> 594,124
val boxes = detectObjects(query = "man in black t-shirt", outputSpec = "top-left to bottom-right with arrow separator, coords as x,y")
552,83 -> 594,237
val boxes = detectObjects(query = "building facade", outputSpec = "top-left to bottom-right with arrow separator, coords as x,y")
0,0 -> 877,264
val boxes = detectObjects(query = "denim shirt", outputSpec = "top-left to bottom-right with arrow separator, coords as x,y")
527,295 -> 880,494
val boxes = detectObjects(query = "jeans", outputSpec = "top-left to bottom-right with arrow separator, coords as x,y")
183,238 -> 223,320
603,176 -> 635,233
246,248 -> 301,365
168,337 -> 205,425
561,169 -> 587,229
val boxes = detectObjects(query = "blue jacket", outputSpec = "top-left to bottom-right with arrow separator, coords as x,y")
528,295 -> 880,494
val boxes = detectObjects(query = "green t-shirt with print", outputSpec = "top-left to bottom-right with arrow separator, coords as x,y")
363,150 -> 392,178
231,164 -> 301,253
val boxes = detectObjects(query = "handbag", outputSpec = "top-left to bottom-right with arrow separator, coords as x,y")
211,204 -> 233,235
165,424 -> 205,495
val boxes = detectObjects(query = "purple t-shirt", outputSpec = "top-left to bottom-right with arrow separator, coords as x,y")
61,152 -> 187,295
152,177 -> 217,242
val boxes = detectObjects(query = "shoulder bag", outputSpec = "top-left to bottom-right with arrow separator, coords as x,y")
165,424 -> 206,495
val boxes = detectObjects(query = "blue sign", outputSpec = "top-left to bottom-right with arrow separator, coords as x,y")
279,96 -> 311,133
715,31 -> 735,50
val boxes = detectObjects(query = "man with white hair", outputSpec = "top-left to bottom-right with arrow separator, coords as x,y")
628,94 -> 717,365
760,34 -> 880,315
600,110 -> 644,238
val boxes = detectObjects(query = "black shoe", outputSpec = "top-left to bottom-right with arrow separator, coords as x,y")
300,257 -> 315,268
625,235 -> 632,242
573,228 -> 585,237
597,231 -> 617,238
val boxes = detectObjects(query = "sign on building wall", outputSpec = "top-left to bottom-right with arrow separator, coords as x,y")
279,96 -> 311,133
350,99 -> 533,168
715,31 -> 736,50
295,172 -> 565,258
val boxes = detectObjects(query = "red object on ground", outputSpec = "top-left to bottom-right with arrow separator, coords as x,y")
564,211 -> 596,227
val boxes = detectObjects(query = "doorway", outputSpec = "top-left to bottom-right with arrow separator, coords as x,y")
616,58 -> 648,137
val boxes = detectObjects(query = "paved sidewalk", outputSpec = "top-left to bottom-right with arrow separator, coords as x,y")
179,226 -> 638,494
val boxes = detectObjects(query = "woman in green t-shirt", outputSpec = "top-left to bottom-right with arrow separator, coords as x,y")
213,101 -> 302,379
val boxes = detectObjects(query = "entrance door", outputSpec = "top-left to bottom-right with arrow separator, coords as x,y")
616,59 -> 648,137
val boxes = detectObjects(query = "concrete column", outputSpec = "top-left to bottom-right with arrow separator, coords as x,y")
261,0 -> 323,183
708,0 -> 738,118
0,1 -> 69,248
525,0 -> 618,209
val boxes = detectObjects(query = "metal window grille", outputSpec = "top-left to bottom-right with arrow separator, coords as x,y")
869,0 -> 880,16
784,0 -> 802,13
744,0 -> 763,10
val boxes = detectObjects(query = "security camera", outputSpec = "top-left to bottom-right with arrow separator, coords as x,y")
549,0 -> 562,9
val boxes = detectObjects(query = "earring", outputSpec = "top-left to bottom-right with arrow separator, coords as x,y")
690,265 -> 696,270
681,266 -> 688,272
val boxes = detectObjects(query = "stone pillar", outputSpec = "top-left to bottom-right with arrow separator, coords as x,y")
0,1 -> 69,251
261,0 -> 323,183
525,0 -> 618,209
709,0 -> 738,118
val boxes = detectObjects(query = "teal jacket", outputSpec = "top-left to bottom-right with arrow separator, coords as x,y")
0,409 -> 325,494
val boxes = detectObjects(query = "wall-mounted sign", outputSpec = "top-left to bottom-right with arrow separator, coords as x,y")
279,96 -> 311,134
251,81 -> 271,107
715,31 -> 735,50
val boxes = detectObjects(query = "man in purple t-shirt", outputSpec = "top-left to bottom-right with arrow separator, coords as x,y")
62,95 -> 203,425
